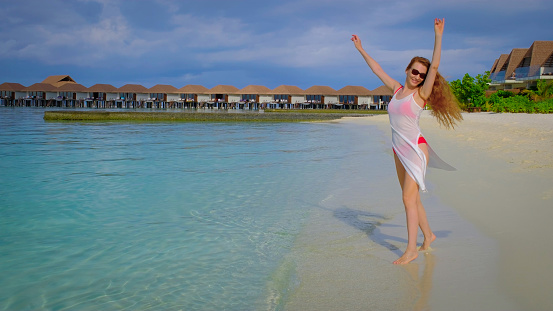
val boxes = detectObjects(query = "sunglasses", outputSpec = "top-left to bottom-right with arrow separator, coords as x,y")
411,68 -> 427,79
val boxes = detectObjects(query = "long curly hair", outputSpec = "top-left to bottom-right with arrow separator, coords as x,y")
406,56 -> 463,129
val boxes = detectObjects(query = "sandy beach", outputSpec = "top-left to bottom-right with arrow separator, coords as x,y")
284,112 -> 553,310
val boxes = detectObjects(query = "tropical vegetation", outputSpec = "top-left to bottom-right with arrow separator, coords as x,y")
449,72 -> 553,113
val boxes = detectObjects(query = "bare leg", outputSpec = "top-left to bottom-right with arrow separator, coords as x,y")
394,172 -> 420,264
393,145 -> 435,264
416,143 -> 436,251
417,195 -> 436,251
393,154 -> 419,264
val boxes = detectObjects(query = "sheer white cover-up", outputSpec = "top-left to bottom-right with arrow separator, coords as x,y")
387,87 -> 455,192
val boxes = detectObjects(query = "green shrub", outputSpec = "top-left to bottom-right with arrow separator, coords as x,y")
534,98 -> 553,113
489,95 -> 530,113
495,90 -> 515,98
488,95 -> 553,113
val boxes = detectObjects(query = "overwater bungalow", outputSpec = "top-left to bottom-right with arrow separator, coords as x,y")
179,85 -> 210,108
0,83 -> 26,106
303,86 -> 338,109
148,84 -> 180,108
56,83 -> 89,107
1,73 -> 396,111
336,85 -> 372,109
370,85 -> 393,110
87,84 -> 119,108
117,84 -> 149,108
24,83 -> 59,106
209,85 -> 240,109
271,85 -> 305,109
238,85 -> 272,110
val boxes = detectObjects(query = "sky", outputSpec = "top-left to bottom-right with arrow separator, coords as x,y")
1,0 -> 552,91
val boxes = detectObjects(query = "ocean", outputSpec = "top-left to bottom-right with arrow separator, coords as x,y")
0,108 -> 390,310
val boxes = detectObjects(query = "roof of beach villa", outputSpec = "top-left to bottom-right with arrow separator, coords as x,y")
25,83 -> 60,92
490,58 -> 499,73
88,84 -> 119,93
370,85 -> 393,96
502,48 -> 528,77
42,75 -> 77,87
239,85 -> 272,95
492,54 -> 510,74
521,41 -> 553,67
149,84 -> 180,93
179,85 -> 210,94
272,85 -> 304,95
3,74 -> 396,98
56,83 -> 89,92
209,85 -> 240,94
303,85 -> 338,95
0,82 -> 26,91
336,85 -> 372,96
118,84 -> 149,93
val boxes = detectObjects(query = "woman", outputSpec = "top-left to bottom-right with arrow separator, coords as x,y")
351,18 -> 462,264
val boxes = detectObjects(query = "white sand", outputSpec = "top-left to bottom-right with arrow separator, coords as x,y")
284,112 -> 553,311
417,112 -> 553,310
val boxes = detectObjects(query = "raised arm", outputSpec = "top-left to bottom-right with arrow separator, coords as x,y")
419,18 -> 444,100
351,35 -> 401,92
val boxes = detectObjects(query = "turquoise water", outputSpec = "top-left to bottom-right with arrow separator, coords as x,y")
0,108 -> 380,310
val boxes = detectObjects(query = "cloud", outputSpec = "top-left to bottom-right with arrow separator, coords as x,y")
168,14 -> 253,50
0,0 -> 147,65
194,25 -> 352,69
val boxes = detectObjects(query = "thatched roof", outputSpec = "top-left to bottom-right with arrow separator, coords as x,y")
179,85 -> 210,93
0,82 -> 26,91
272,85 -> 304,95
239,85 -> 272,95
57,83 -> 89,92
336,85 -> 372,96
148,84 -> 179,93
490,58 -> 500,73
499,48 -> 527,78
118,84 -> 149,93
520,41 -> 553,68
493,54 -> 509,74
25,83 -> 59,92
88,84 -> 118,93
209,85 -> 240,94
303,86 -> 337,95
42,75 -> 77,87
370,85 -> 393,96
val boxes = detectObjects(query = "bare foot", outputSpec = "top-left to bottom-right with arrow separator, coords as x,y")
393,250 -> 418,265
419,233 -> 436,252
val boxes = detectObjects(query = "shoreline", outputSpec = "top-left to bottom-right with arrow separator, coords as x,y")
283,112 -> 553,310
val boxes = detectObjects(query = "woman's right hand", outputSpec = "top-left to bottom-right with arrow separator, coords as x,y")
351,34 -> 399,93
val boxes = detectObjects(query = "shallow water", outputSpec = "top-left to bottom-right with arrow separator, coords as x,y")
0,108 -> 381,310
